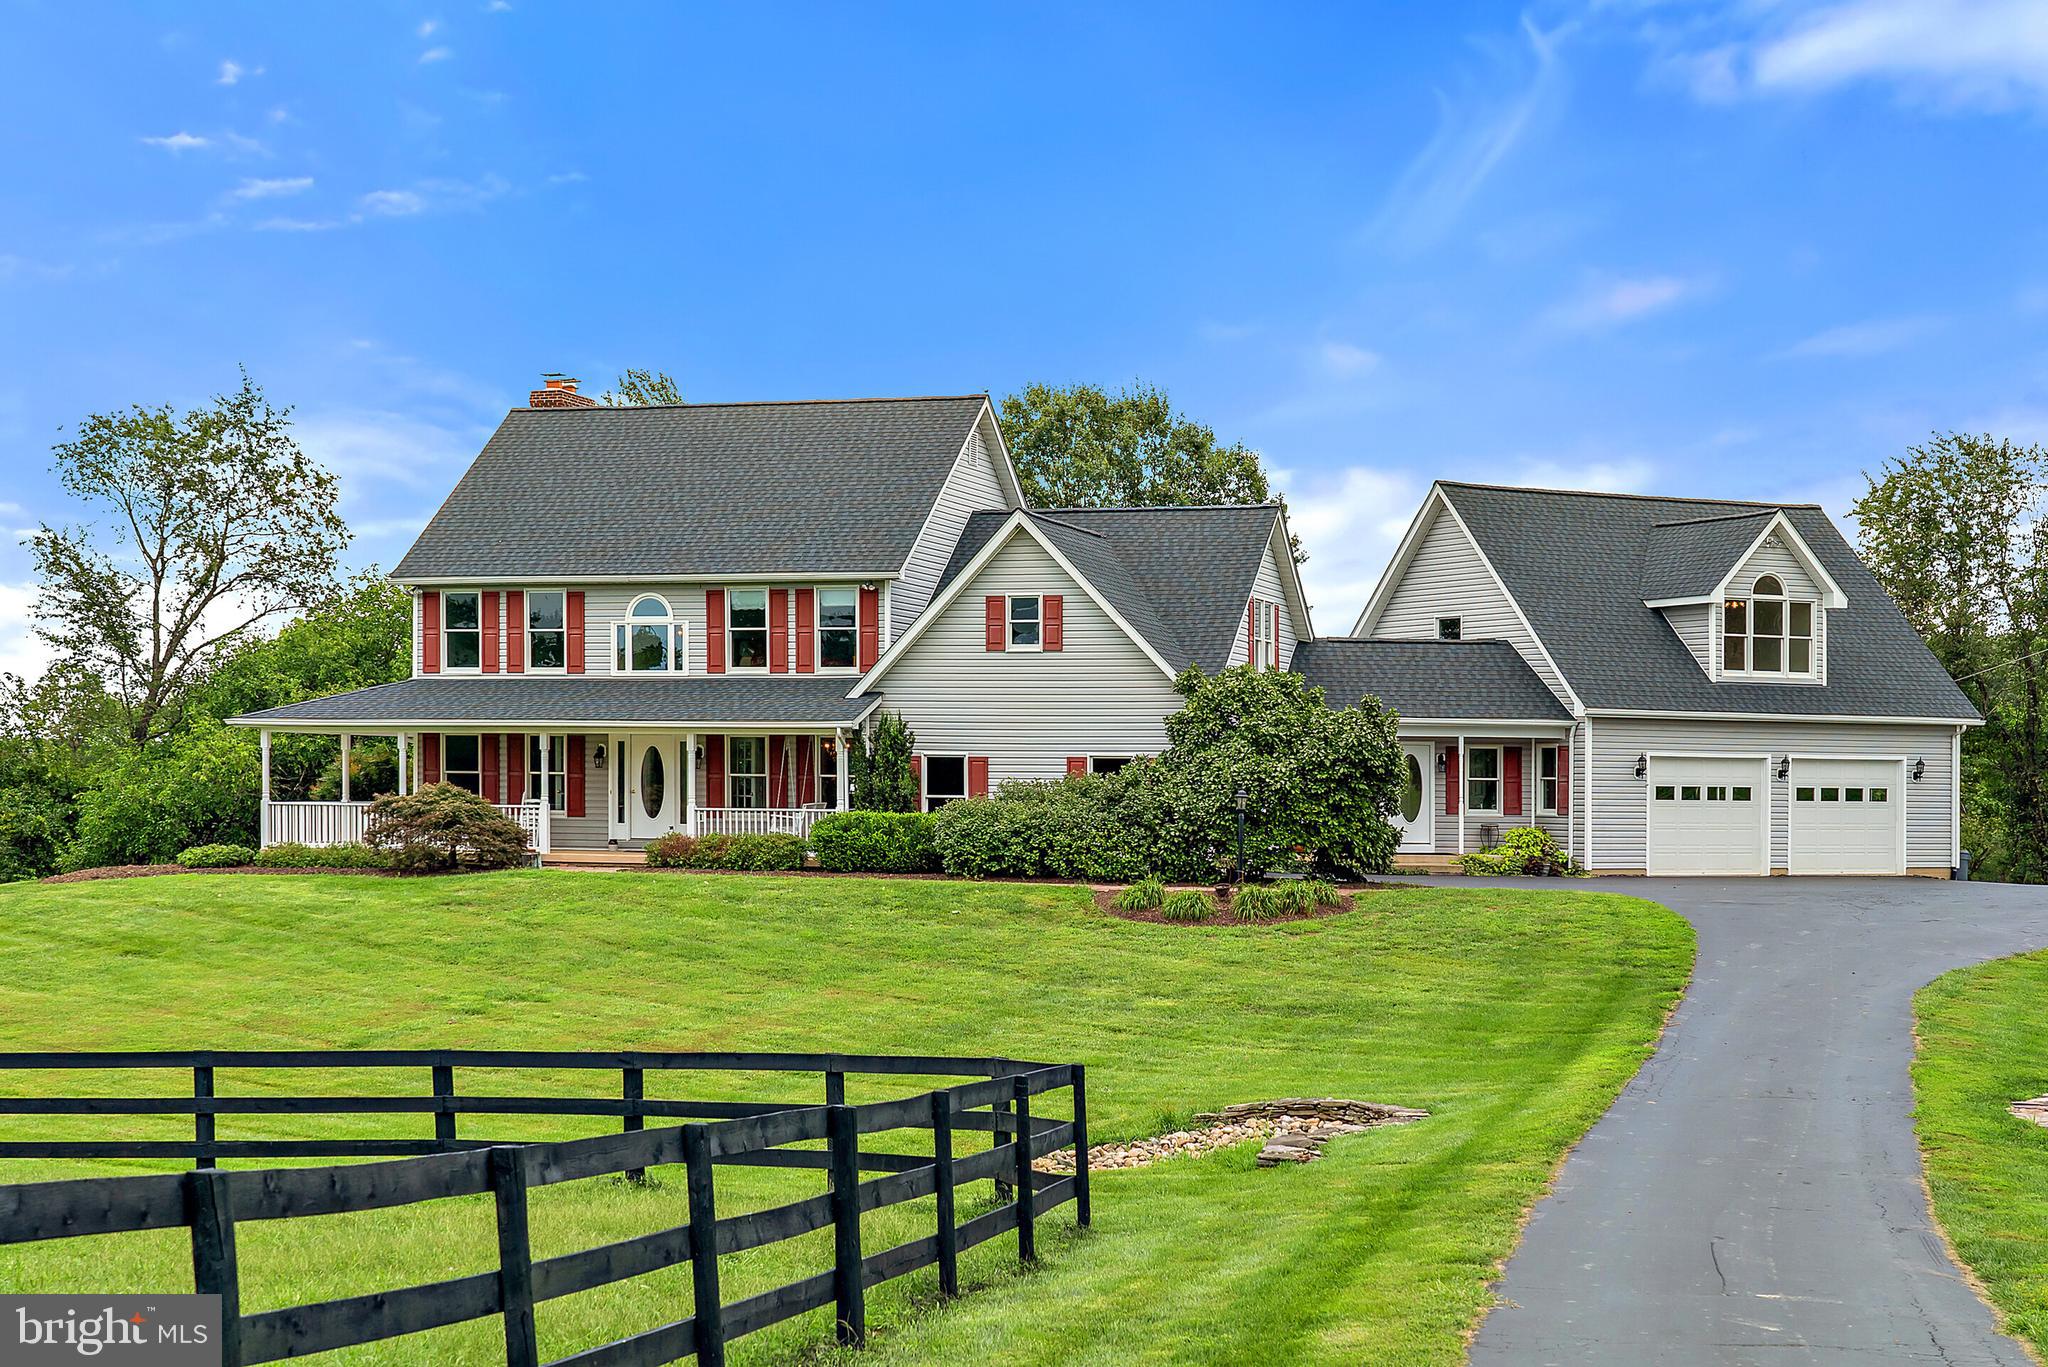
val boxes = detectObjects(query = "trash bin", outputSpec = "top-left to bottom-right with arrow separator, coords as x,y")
1953,850 -> 1972,881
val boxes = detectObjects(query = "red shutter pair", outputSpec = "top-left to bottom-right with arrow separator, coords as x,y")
983,595 -> 1064,651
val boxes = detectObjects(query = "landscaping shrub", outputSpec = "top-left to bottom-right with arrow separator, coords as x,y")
363,783 -> 530,873
1160,889 -> 1215,923
847,711 -> 921,812
932,771 -> 1156,880
644,831 -> 805,871
1232,883 -> 1286,923
723,834 -> 806,871
810,811 -> 938,873
1458,826 -> 1578,876
253,841 -> 393,870
643,832 -> 705,868
175,843 -> 256,868
1112,876 -> 1165,911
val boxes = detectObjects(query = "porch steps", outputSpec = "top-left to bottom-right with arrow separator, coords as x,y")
541,849 -> 648,871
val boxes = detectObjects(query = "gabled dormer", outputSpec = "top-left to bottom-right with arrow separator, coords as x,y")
1642,509 -> 1847,686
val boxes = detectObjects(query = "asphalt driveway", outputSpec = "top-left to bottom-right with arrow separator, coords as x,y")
1455,876 -> 2048,1366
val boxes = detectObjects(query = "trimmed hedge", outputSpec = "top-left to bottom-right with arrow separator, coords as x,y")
931,772 -> 1155,881
253,841 -> 396,870
176,843 -> 256,869
644,832 -> 807,872
809,811 -> 939,874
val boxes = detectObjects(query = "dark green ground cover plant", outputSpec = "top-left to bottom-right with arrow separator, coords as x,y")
174,842 -> 256,868
363,783 -> 530,873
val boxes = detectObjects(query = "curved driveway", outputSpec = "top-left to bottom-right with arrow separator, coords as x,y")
1461,876 -> 2048,1366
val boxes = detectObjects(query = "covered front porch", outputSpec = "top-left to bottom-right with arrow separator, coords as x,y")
1390,722 -> 1579,869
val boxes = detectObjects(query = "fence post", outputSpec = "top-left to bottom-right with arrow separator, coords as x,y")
186,1168 -> 242,1365
432,1064 -> 456,1147
1012,1076 -> 1035,1264
991,1084 -> 1014,1203
490,1147 -> 539,1367
681,1125 -> 726,1367
1071,1064 -> 1091,1229
929,1090 -> 959,1298
827,1104 -> 866,1347
622,1066 -> 646,1184
823,1063 -> 846,1193
192,1064 -> 215,1171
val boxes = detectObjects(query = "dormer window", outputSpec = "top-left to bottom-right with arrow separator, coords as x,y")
1723,574 -> 1815,678
615,594 -> 686,672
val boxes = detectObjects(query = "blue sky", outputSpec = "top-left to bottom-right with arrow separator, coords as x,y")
4,1 -> 2048,677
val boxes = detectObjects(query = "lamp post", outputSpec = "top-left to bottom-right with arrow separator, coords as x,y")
1233,786 -> 1249,884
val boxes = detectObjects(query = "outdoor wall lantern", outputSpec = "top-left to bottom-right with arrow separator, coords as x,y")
1633,753 -> 1648,779
1436,750 -> 1447,774
1912,757 -> 1926,781
1776,756 -> 1791,781
592,744 -> 607,770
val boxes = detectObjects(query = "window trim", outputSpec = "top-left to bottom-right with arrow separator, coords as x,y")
526,733 -> 568,813
613,594 -> 689,675
1722,574 -> 1816,680
1088,755 -> 1135,776
1437,616 -> 1462,642
441,591 -> 484,674
727,735 -> 768,809
1537,743 -> 1561,816
725,586 -> 772,673
1007,595 -> 1043,653
442,732 -> 483,794
814,586 -> 861,673
524,589 -> 569,674
1464,744 -> 1503,817
923,753 -> 969,811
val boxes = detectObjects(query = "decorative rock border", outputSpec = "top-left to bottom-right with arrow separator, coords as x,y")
1033,1096 -> 1428,1174
2011,1094 -> 2048,1129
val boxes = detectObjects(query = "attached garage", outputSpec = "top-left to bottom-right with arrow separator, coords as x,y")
1646,755 -> 1770,876
1788,758 -> 1904,875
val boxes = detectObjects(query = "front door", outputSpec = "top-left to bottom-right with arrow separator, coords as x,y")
625,733 -> 679,840
1397,742 -> 1433,851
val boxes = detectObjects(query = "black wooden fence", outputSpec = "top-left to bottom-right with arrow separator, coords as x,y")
0,1050 -> 1091,1366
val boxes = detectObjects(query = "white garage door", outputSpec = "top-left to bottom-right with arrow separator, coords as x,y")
1647,756 -> 1768,875
1789,759 -> 1903,875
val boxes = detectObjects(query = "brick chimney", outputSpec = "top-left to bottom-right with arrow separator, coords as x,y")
529,374 -> 598,409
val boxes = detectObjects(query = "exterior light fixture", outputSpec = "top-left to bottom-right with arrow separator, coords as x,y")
1233,786 -> 1250,885
593,744 -> 608,770
1634,753 -> 1648,779
1776,756 -> 1790,781
1912,757 -> 1926,781
1436,750 -> 1447,774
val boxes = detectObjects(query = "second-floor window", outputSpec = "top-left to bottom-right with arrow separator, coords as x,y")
729,589 -> 769,669
616,594 -> 686,673
527,591 -> 567,671
443,592 -> 481,671
1723,574 -> 1814,677
817,588 -> 858,669
1008,595 -> 1042,650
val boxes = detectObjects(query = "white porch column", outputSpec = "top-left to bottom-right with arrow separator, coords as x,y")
339,733 -> 352,804
259,729 -> 273,848
538,733 -> 554,854
396,732 -> 409,795
683,731 -> 698,835
834,728 -> 849,811
1456,735 -> 1467,857
1565,723 -> 1577,865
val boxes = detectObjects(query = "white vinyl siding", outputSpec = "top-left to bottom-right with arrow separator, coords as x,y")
1663,603 -> 1712,676
1227,540 -> 1302,669
1369,505 -> 1572,707
1588,717 -> 1955,872
876,534 -> 1180,784
549,734 -> 610,851
894,417 -> 1015,641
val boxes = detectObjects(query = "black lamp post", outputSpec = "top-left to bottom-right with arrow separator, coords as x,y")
1233,786 -> 1249,883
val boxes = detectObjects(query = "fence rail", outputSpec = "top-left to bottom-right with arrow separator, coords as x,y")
266,800 -> 550,853
693,807 -> 829,839
0,1049 -> 1089,1367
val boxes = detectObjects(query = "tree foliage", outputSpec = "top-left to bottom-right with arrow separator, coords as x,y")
602,368 -> 684,406
848,711 -> 921,812
32,372 -> 348,744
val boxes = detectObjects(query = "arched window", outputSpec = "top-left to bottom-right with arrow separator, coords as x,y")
615,595 -> 686,673
1723,573 -> 1813,676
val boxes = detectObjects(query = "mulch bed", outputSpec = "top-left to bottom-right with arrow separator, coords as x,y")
1091,885 -> 1364,926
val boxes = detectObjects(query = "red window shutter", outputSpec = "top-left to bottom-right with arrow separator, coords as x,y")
985,596 -> 1006,652
968,756 -> 990,798
706,589 -> 726,675
858,586 -> 880,670
794,589 -> 816,673
1444,746 -> 1459,816
482,733 -> 501,803
1246,600 -> 1256,665
706,735 -> 726,808
481,593 -> 500,674
1504,746 -> 1524,817
506,591 -> 525,674
1557,745 -> 1570,815
910,754 -> 923,809
1065,756 -> 1087,777
565,735 -> 586,817
770,588 -> 790,675
1044,595 -> 1064,651
422,732 -> 442,786
421,591 -> 441,673
566,592 -> 585,675
508,733 -> 526,802
768,735 -> 787,804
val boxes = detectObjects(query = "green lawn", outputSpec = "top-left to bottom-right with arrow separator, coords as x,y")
1914,947 -> 2048,1357
0,871 -> 1691,1365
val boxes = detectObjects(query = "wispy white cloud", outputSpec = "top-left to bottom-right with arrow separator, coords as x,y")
1542,272 -> 1710,333
359,188 -> 426,217
0,581 -> 53,686
1772,314 -> 1941,359
1504,455 -> 1658,494
1272,464 -> 1424,630
141,131 -> 210,153
296,410 -> 483,492
1317,341 -> 1382,377
216,59 -> 261,85
1366,15 -> 1567,254
0,255 -> 72,284
419,46 -> 453,64
252,216 -> 344,232
227,175 -> 313,201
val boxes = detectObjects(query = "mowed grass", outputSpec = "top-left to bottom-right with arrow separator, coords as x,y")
0,872 -> 1692,1365
1914,947 -> 2048,1356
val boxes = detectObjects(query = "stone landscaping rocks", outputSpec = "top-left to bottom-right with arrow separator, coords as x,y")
2011,1094 -> 2048,1129
1033,1096 -> 1428,1175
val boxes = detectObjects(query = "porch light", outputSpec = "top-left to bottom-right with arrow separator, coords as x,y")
1435,750 -> 1447,775
1633,753 -> 1647,779
1233,787 -> 1249,813
593,744 -> 607,770
1776,757 -> 1790,781
1912,757 -> 1925,781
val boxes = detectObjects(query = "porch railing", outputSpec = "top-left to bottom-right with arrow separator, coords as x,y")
695,806 -> 831,839
266,800 -> 549,854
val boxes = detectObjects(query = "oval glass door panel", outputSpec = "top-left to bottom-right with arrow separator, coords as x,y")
1400,754 -> 1424,823
640,745 -> 665,819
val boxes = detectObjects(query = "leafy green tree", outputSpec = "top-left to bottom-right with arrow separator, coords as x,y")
61,720 -> 262,870
848,711 -> 920,812
602,368 -> 684,406
997,381 -> 1301,559
1856,432 -> 2048,881
31,372 -> 348,744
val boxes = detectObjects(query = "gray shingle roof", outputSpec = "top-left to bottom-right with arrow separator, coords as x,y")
933,505 -> 1282,672
1640,509 -> 1777,602
1437,483 -> 1978,721
1291,638 -> 1572,721
231,677 -> 880,726
391,396 -> 990,580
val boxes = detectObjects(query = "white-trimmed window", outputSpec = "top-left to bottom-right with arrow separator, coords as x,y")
615,594 -> 686,673
1723,574 -> 1815,677
1090,755 -> 1133,776
817,588 -> 859,670
817,735 -> 842,805
1465,745 -> 1502,815
526,591 -> 568,671
1537,745 -> 1561,815
1250,600 -> 1267,667
527,734 -> 567,812
924,755 -> 968,811
728,736 -> 767,809
1438,616 -> 1462,641
728,589 -> 770,670
443,734 -> 482,794
1007,596 -> 1042,650
442,592 -> 482,671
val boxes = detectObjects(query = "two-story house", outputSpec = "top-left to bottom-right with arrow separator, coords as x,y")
232,381 -> 1975,876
